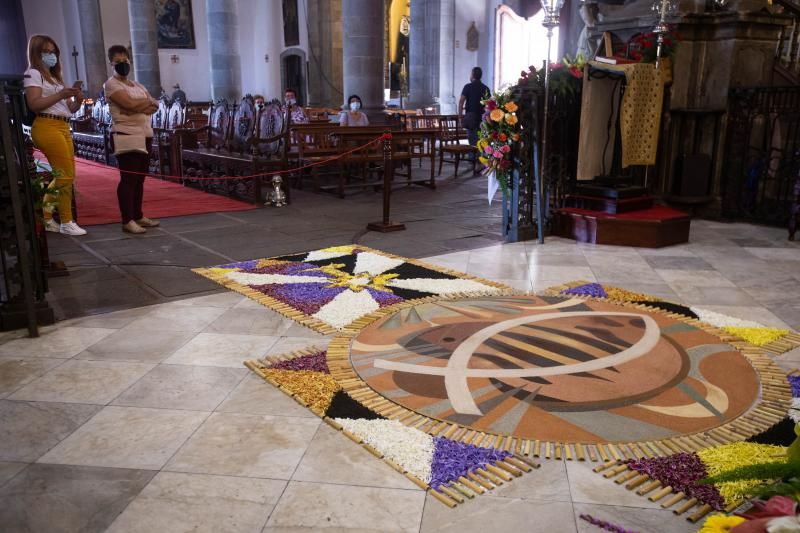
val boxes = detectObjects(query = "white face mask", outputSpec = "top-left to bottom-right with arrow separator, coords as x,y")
41,53 -> 57,68
349,102 -> 360,111
285,98 -> 296,106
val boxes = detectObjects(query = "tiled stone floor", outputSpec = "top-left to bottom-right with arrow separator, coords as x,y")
2,219 -> 800,532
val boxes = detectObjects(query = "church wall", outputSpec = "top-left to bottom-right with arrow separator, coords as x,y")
156,1 -> 211,101
454,0 -> 486,89
21,0 -> 84,84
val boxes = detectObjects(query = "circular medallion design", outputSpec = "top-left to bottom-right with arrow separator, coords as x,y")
346,296 -> 762,443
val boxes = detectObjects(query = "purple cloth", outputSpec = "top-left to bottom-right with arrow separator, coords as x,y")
562,283 -> 608,298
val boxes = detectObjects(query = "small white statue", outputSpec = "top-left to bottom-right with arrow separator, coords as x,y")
268,175 -> 287,207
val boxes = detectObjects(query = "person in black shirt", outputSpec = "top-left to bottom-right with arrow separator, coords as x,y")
458,67 -> 490,161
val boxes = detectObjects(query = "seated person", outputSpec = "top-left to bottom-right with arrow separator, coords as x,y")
282,88 -> 308,124
254,94 -> 266,112
339,94 -> 369,126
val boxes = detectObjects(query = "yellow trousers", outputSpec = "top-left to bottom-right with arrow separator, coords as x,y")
31,117 -> 75,223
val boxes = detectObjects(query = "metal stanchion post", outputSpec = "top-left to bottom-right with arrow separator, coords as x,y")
367,133 -> 405,232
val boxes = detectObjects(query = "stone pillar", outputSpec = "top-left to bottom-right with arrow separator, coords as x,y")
408,0 -> 441,110
307,0 -> 343,108
127,0 -> 162,96
252,0 -> 282,99
76,0 -> 107,98
206,0 -> 241,101
438,0 -> 456,114
343,0 -> 385,120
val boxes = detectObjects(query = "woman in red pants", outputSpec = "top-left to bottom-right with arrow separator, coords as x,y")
103,44 -> 160,234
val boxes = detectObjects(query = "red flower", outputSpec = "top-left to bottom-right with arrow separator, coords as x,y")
569,66 -> 582,79
644,41 -> 652,49
491,131 -> 498,139
499,159 -> 511,169
486,100 -> 497,111
550,62 -> 564,70
498,133 -> 507,142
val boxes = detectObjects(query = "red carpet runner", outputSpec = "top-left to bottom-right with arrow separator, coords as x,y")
37,153 -> 256,226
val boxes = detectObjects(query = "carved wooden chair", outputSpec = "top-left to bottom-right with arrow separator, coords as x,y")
438,115 -> 476,176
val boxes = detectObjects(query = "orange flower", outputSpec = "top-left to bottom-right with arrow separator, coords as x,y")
498,133 -> 507,142
489,109 -> 505,122
512,133 -> 520,141
504,101 -> 518,113
505,113 -> 518,125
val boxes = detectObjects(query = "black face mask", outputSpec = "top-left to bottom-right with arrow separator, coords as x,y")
114,62 -> 131,76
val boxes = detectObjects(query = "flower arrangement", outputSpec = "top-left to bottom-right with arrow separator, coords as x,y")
515,54 -> 585,98
629,28 -> 681,63
477,89 -> 521,192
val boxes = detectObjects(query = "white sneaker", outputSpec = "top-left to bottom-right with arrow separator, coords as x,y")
59,221 -> 87,236
44,220 -> 60,233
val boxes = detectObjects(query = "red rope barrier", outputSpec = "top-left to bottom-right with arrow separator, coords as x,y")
43,133 -> 391,182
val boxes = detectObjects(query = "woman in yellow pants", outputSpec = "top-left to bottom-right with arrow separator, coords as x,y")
24,34 -> 87,235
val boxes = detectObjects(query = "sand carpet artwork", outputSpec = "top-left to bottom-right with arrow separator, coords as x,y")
331,294 -> 789,461
241,278 -> 794,509
194,245 -> 509,334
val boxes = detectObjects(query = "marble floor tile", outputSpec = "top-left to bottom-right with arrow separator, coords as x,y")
528,266 -> 595,283
744,247 -> 800,261
669,285 -> 756,306
466,261 -> 532,280
60,306 -> 154,330
10,360 -> 154,405
292,424 -> 420,490
566,461 -> 662,509
39,406 -> 208,470
203,308 -> 294,336
0,461 -> 27,486
162,332 -> 279,368
112,365 -> 247,411
492,278 -> 533,292
165,412 -> 319,479
528,253 -> 591,267
265,481 -> 425,532
76,328 -> 197,363
739,277 -> 800,305
280,321 -> 332,340
0,356 -> 65,398
106,472 -> 285,533
419,493 -> 576,533
0,400 -> 101,462
216,374 -> 319,418
573,503 -> 695,533
642,256 -> 714,270
124,305 -> 228,333
0,327 -> 116,358
490,459 -> 572,502
590,265 -> 660,285
165,291 -> 245,308
0,464 -> 155,533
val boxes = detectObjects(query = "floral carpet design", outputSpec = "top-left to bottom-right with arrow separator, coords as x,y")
247,347 -> 536,508
194,246 -> 508,333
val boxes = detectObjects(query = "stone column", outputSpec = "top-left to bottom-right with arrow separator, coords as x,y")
252,0 -> 282,99
206,0 -> 241,102
76,0 -> 107,98
342,0 -> 385,121
408,0 -> 437,109
438,0 -> 456,114
307,0 -> 343,108
127,0 -> 162,96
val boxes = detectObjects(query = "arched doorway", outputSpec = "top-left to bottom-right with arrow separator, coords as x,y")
280,48 -> 307,105
493,5 -> 559,89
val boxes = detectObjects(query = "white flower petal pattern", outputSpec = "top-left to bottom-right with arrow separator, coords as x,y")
304,250 -> 353,262
387,277 -> 501,295
312,289 -> 380,329
691,307 -> 764,329
335,418 -> 435,483
353,252 -> 405,276
225,272 -> 330,286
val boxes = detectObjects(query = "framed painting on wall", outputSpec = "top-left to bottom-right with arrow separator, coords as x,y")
156,0 -> 196,49
283,0 -> 300,47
